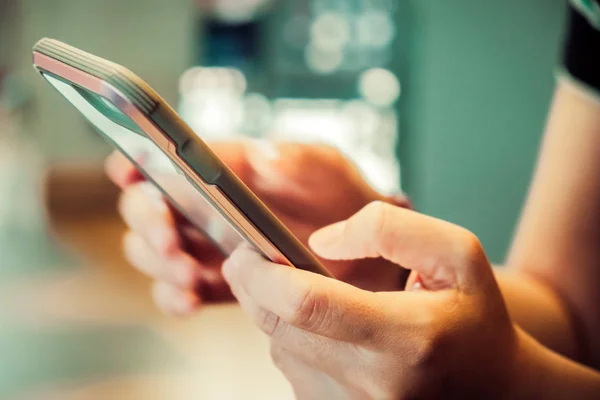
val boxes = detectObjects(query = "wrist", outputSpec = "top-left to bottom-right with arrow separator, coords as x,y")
506,328 -> 546,399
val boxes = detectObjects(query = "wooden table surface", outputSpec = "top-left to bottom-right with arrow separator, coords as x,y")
1,167 -> 294,400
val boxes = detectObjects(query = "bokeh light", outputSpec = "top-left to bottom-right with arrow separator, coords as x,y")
241,92 -> 272,133
358,67 -> 401,106
310,12 -> 351,52
355,10 -> 395,49
304,44 -> 343,74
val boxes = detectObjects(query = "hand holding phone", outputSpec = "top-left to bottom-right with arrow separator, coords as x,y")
108,141 -> 411,313
34,39 -> 410,314
33,38 -> 330,275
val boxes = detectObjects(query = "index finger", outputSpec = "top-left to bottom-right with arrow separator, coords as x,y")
222,246 -> 386,344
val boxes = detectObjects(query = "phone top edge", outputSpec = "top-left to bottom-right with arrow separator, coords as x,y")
32,38 -> 332,278
33,38 -> 158,114
32,40 -> 226,185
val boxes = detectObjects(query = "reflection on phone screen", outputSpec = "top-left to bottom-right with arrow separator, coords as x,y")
43,73 -> 242,255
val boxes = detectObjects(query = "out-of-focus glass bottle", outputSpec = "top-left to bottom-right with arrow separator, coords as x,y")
179,0 -> 404,195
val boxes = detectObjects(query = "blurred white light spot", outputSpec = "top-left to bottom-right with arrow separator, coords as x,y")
357,150 -> 401,195
242,93 -> 272,132
179,66 -> 204,96
305,45 -> 343,74
192,94 -> 242,136
356,10 -> 395,48
231,69 -> 248,94
270,105 -> 350,150
214,68 -> 235,89
342,100 -> 381,135
358,68 -> 401,106
179,67 -> 246,98
211,0 -> 274,23
192,68 -> 221,91
310,12 -> 350,51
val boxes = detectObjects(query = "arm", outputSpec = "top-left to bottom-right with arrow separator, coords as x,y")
498,79 -> 600,366
511,328 -> 600,399
222,200 -> 600,399
494,1 -> 600,364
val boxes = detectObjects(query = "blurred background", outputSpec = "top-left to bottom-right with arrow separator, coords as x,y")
0,0 -> 566,398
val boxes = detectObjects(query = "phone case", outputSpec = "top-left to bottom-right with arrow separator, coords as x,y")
33,38 -> 331,277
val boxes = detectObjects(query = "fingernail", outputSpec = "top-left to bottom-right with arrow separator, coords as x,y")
309,221 -> 346,250
221,259 -> 232,281
221,258 -> 237,283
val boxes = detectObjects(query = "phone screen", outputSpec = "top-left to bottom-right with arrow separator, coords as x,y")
42,73 -> 243,256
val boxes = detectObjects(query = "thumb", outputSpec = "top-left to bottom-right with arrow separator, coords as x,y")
309,201 -> 494,294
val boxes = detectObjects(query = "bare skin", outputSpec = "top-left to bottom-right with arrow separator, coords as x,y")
107,79 -> 600,397
106,141 -> 410,312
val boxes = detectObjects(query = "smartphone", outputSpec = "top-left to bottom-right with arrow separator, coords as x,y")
33,38 -> 331,277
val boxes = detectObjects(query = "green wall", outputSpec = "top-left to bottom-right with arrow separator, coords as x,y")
15,0 -> 193,160
12,0 -> 569,263
401,0 -> 567,262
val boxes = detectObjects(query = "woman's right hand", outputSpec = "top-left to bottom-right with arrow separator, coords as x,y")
105,140 -> 411,316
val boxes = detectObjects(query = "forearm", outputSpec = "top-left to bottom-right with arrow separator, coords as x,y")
510,328 -> 600,399
494,268 -> 580,360
502,81 -> 600,366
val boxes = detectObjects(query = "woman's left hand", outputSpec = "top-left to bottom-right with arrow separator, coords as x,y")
222,201 -> 520,399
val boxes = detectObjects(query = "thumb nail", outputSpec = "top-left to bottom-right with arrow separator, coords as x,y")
309,221 -> 347,253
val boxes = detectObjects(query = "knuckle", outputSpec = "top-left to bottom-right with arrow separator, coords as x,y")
364,200 -> 389,228
457,229 -> 485,264
289,284 -> 330,332
257,307 -> 285,338
363,199 -> 387,217
365,201 -> 393,256
223,246 -> 256,280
